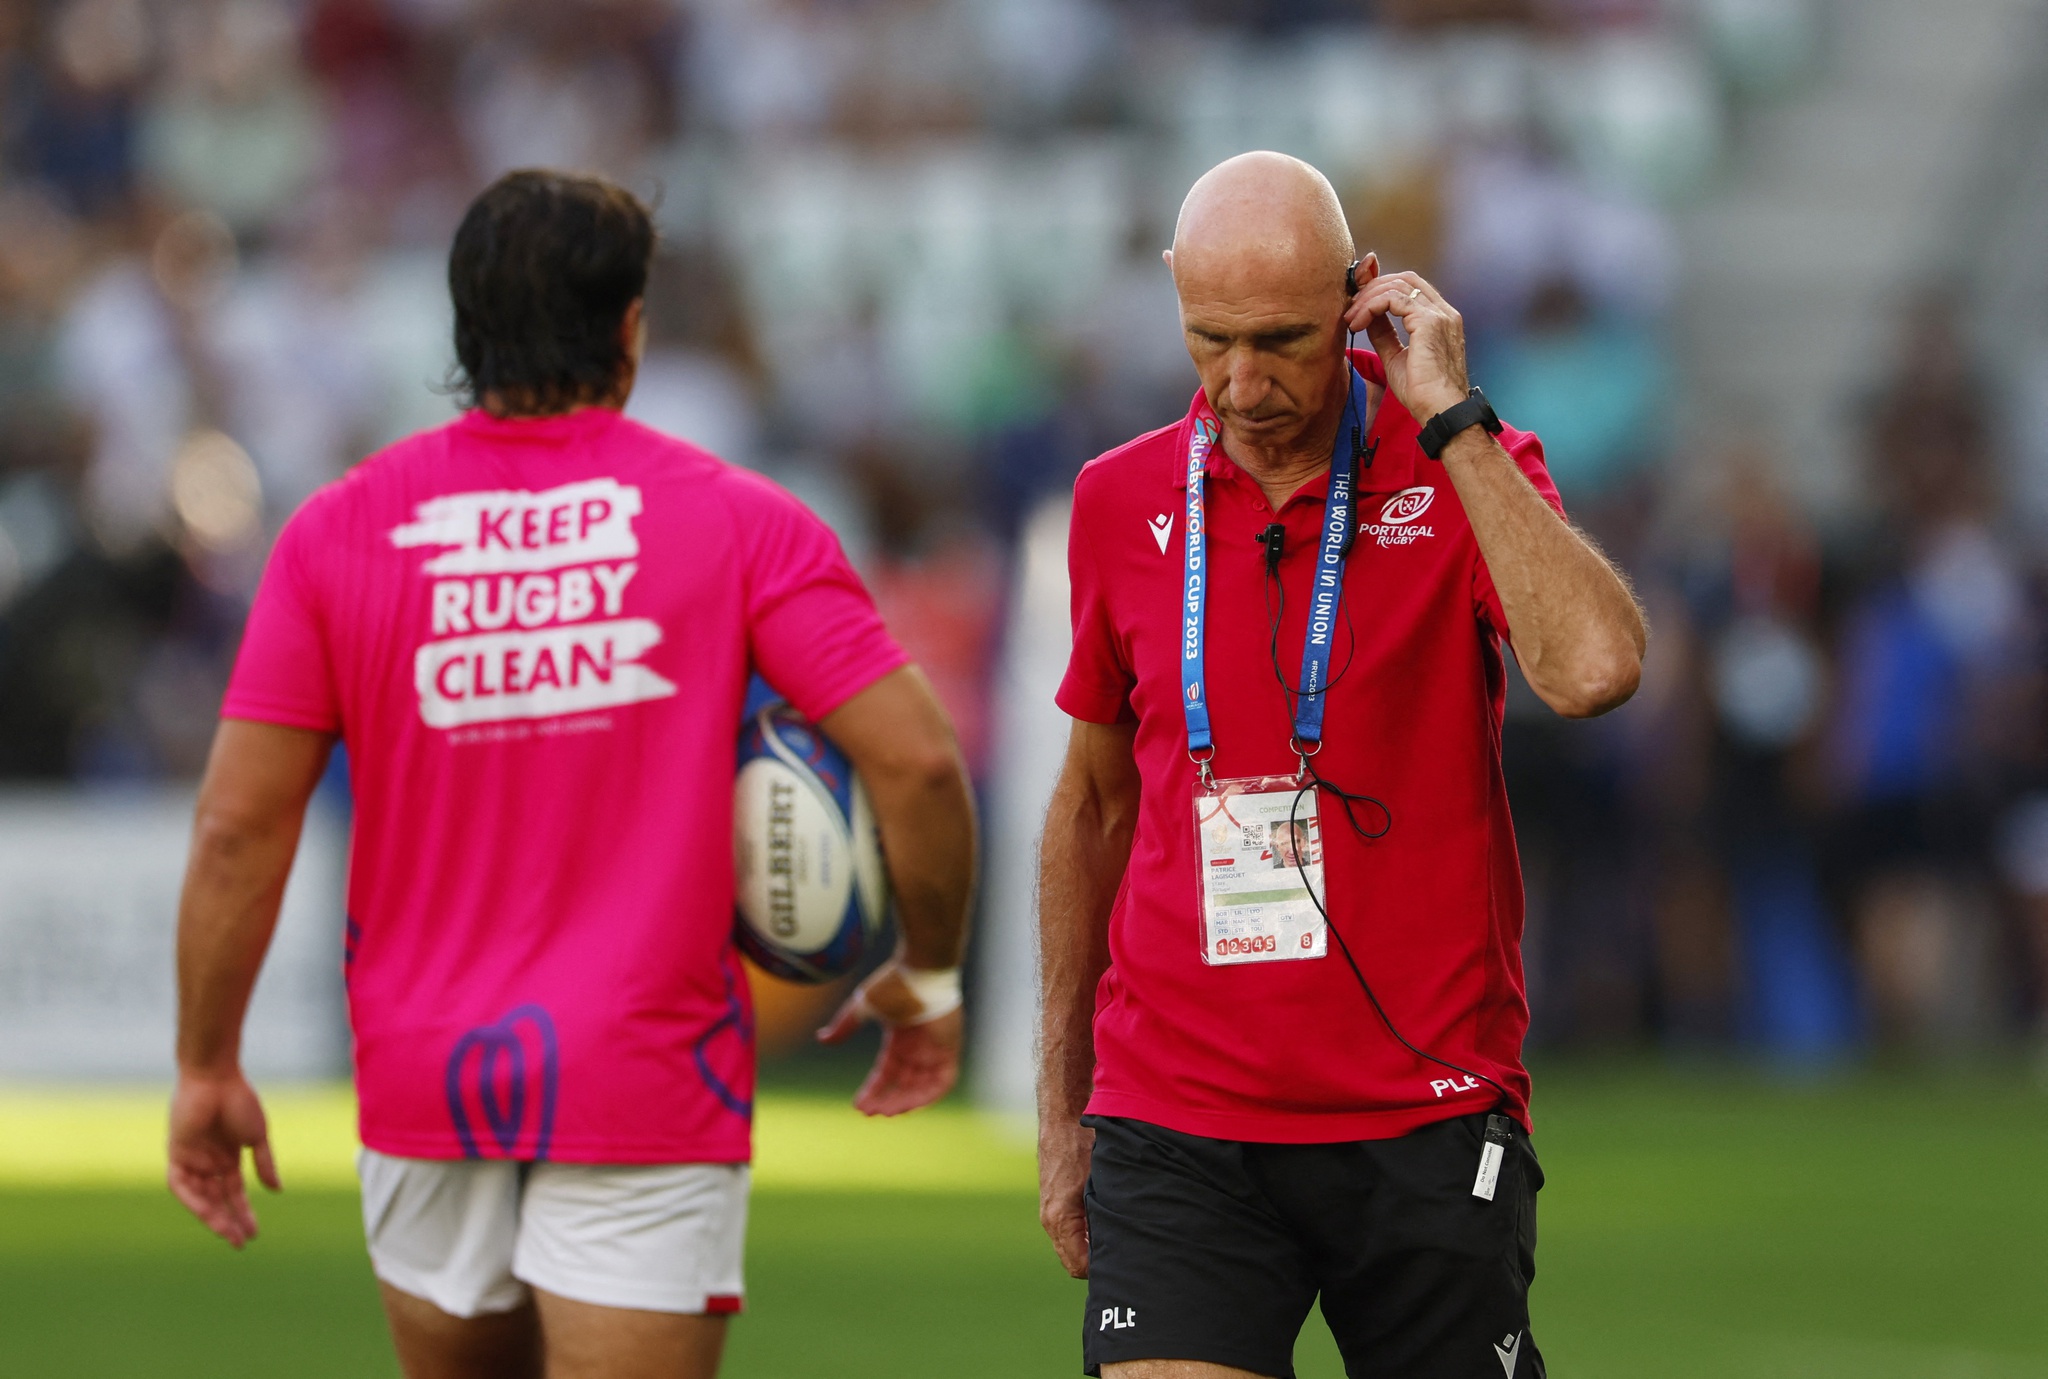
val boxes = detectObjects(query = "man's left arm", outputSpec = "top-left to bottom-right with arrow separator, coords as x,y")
171,719 -> 336,1247
1349,264 -> 1646,718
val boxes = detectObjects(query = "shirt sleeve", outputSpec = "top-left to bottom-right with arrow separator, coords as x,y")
1055,473 -> 1137,724
1472,426 -> 1567,639
732,474 -> 909,722
222,500 -> 343,733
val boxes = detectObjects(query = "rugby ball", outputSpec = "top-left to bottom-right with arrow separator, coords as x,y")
733,690 -> 890,983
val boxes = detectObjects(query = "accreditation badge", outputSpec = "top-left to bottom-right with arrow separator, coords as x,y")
1194,775 -> 1328,966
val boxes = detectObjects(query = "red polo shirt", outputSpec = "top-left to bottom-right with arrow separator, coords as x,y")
1057,350 -> 1562,1142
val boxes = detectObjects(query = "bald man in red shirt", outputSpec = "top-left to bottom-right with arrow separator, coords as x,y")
1036,153 -> 1646,1379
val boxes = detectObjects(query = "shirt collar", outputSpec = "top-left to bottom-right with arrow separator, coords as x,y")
1172,350 -> 1385,493
456,405 -> 624,443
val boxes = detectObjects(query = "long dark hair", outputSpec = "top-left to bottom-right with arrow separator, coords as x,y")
448,170 -> 656,415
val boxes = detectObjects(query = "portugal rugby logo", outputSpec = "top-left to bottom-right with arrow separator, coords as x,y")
1362,486 -> 1438,548
1379,486 -> 1435,524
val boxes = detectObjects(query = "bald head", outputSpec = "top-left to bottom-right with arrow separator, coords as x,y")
1170,152 -> 1355,300
1167,154 -> 1363,464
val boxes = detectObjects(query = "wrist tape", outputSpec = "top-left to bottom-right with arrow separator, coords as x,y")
897,966 -> 963,1023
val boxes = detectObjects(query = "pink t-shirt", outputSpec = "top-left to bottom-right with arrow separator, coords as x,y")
225,407 -> 907,1163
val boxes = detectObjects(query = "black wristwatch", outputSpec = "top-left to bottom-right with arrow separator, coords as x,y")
1416,387 -> 1503,460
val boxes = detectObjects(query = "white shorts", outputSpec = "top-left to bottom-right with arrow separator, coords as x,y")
358,1149 -> 749,1319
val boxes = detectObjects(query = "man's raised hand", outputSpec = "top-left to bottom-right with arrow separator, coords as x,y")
1344,256 -> 1472,422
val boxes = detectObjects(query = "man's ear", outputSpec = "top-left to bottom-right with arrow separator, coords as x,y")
1161,248 -> 1173,272
621,298 -> 646,357
608,298 -> 646,407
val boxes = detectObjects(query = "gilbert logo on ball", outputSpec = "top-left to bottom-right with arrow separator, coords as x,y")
733,693 -> 890,983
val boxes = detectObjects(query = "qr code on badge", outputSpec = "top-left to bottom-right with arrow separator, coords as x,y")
1240,822 -> 1266,849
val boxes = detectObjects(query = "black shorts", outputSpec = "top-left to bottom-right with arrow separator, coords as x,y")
1080,1112 -> 1543,1379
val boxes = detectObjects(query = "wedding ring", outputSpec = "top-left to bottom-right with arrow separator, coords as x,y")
1408,287 -> 1422,300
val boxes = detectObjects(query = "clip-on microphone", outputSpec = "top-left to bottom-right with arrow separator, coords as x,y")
1256,523 -> 1286,574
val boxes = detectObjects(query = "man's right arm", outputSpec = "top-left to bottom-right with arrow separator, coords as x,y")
1036,717 -> 1141,1279
814,666 -> 978,1117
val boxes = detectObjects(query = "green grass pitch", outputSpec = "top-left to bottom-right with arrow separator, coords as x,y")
2,1066 -> 2043,1377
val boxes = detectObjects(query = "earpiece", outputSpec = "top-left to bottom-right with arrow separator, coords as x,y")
1344,258 -> 1361,297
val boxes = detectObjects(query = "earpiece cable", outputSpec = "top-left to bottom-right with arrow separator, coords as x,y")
1261,462 -> 1512,1108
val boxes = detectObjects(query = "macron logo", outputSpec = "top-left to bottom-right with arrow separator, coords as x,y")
1148,512 -> 1174,553
1495,1331 -> 1522,1377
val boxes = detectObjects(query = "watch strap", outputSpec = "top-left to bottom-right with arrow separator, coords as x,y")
1417,387 -> 1502,460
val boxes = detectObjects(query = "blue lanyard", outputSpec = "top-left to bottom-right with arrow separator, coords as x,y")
1182,370 -> 1369,775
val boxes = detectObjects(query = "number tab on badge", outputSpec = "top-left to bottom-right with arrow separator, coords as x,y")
1194,776 -> 1327,966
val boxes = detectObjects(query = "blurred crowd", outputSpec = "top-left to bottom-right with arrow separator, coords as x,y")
0,0 -> 2040,1061
1523,307 -> 2048,1069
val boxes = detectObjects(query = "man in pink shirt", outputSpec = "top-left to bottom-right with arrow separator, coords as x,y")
168,171 -> 976,1379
